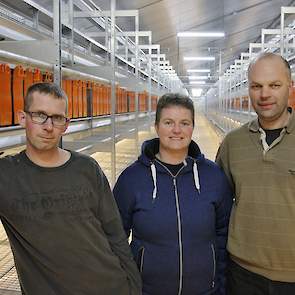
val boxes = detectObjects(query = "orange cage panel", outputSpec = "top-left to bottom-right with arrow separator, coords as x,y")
145,92 -> 148,111
91,83 -> 96,116
98,85 -> 106,115
82,81 -> 87,117
242,96 -> 249,111
107,86 -> 111,115
33,68 -> 42,83
77,81 -> 83,118
72,80 -> 79,118
93,84 -> 97,116
98,85 -> 103,115
62,80 -> 73,119
102,86 -> 108,115
94,84 -> 99,116
116,87 -> 119,113
122,89 -> 127,113
0,64 -> 12,126
103,86 -> 107,115
24,68 -> 34,95
13,65 -> 25,125
128,92 -> 135,112
86,81 -> 92,117
116,86 -> 121,113
97,84 -> 102,116
138,93 -> 144,112
43,71 -> 53,82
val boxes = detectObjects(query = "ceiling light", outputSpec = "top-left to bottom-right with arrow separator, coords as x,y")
184,56 -> 215,61
189,76 -> 208,80
189,81 -> 206,85
187,69 -> 210,73
177,32 -> 225,38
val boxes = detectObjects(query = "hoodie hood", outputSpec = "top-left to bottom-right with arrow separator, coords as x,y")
138,138 -> 205,201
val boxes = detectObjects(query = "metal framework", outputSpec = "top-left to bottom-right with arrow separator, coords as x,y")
206,6 -> 295,133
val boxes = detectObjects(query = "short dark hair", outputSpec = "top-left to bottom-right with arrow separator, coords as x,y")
155,93 -> 195,126
248,52 -> 291,80
24,82 -> 68,113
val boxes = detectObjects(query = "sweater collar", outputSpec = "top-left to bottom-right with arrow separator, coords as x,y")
248,107 -> 295,133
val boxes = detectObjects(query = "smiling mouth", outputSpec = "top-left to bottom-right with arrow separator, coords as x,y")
258,103 -> 274,109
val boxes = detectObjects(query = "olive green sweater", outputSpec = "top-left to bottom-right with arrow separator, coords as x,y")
216,112 -> 295,282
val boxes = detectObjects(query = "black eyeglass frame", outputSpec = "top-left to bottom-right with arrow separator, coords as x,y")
25,111 -> 69,127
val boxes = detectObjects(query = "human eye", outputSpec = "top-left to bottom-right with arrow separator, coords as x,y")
250,84 -> 261,90
52,114 -> 66,125
163,120 -> 173,126
31,112 -> 47,121
180,121 -> 191,127
270,83 -> 281,89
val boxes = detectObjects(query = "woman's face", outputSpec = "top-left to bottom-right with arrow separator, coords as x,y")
155,105 -> 194,156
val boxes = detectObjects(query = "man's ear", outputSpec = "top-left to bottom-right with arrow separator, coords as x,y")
18,111 -> 26,128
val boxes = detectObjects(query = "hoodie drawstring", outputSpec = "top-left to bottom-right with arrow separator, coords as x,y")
151,163 -> 157,201
193,162 -> 200,194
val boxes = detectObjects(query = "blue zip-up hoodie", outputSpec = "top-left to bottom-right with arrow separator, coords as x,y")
113,138 -> 232,295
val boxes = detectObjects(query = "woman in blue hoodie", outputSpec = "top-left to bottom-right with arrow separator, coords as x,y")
113,93 -> 232,295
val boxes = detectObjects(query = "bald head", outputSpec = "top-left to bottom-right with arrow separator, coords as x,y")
248,52 -> 291,81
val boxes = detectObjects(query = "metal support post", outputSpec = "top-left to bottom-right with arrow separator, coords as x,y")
134,14 -> 140,155
53,0 -> 62,86
68,0 -> 74,66
32,8 -> 39,30
148,33 -> 152,133
110,0 -> 116,185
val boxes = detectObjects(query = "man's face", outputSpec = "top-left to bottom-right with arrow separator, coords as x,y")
248,56 -> 292,129
19,92 -> 68,153
155,105 -> 194,156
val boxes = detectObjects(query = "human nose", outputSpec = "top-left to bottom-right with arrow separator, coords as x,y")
42,117 -> 54,129
260,86 -> 271,99
172,123 -> 181,133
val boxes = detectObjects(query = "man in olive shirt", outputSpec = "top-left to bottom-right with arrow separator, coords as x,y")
216,53 -> 295,295
0,82 -> 141,295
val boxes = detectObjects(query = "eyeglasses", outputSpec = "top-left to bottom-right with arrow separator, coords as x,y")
25,111 -> 69,127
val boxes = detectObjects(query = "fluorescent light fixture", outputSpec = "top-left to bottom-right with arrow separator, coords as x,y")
177,32 -> 225,38
187,69 -> 210,73
184,56 -> 215,61
188,76 -> 208,80
192,88 -> 203,97
189,81 -> 206,85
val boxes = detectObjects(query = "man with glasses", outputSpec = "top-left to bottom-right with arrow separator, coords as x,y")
0,82 -> 141,295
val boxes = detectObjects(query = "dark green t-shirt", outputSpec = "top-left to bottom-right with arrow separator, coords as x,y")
0,151 -> 141,295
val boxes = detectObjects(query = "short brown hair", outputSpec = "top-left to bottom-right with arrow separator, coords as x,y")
155,93 -> 195,126
24,82 -> 68,114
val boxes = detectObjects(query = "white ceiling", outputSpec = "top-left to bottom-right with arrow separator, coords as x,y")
0,0 -> 294,90
96,0 -> 295,86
